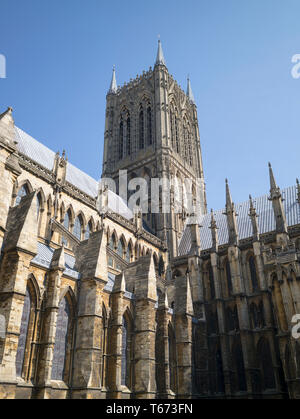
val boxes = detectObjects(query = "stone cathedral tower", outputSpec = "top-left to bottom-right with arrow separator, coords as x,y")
102,41 -> 207,258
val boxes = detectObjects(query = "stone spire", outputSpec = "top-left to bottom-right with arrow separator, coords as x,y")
155,39 -> 166,67
186,76 -> 196,104
268,163 -> 287,234
209,209 -> 219,251
108,66 -> 117,94
249,195 -> 259,241
224,179 -> 239,246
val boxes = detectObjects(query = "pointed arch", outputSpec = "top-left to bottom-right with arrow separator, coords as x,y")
15,275 -> 39,381
248,254 -> 259,292
15,180 -> 33,206
139,105 -> 144,150
51,289 -> 75,383
121,308 -> 134,389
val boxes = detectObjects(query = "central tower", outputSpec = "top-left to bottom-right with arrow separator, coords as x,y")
102,41 -> 207,258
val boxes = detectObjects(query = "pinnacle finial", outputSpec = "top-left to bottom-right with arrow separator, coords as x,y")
268,162 -> 278,192
155,38 -> 166,67
186,76 -> 196,104
225,178 -> 233,210
108,66 -> 117,94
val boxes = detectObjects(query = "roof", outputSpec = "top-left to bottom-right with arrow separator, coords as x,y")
178,185 -> 300,255
32,242 -> 80,279
14,126 -> 133,219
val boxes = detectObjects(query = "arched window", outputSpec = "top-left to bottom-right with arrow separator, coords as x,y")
117,239 -> 125,259
119,119 -> 124,160
170,111 -> 175,148
126,117 -> 131,156
62,210 -> 71,246
73,216 -> 83,241
15,184 -> 29,206
126,243 -> 132,263
121,317 -> 131,387
225,260 -> 233,296
147,107 -> 152,145
258,338 -> 276,390
16,288 -> 31,378
85,220 -> 93,240
51,297 -> 71,381
175,117 -> 180,153
258,301 -> 265,328
139,109 -> 144,150
249,255 -> 259,291
250,303 -> 259,329
36,192 -> 42,220
188,137 -> 193,166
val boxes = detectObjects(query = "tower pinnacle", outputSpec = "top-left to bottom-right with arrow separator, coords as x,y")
155,39 -> 166,67
187,77 -> 196,104
108,66 -> 117,94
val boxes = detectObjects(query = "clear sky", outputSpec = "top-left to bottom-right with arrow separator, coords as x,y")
1,0 -> 300,211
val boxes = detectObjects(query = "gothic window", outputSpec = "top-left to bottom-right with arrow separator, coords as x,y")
117,239 -> 125,259
183,125 -> 188,160
250,303 -> 259,329
188,137 -> 193,166
147,107 -> 152,145
258,301 -> 265,328
15,184 -> 29,206
126,243 -> 132,263
121,317 -> 130,387
62,210 -> 71,246
16,288 -> 31,378
139,109 -> 144,150
249,255 -> 259,291
109,234 -> 116,250
85,220 -> 93,240
51,297 -> 71,381
36,193 -> 42,220
119,119 -> 124,160
126,117 -> 131,156
258,338 -> 276,390
73,215 -> 83,241
170,111 -> 175,148
175,117 -> 180,153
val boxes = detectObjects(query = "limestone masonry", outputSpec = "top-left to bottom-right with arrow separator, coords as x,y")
0,41 -> 299,399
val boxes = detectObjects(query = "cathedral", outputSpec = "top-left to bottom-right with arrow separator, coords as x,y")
0,41 -> 300,399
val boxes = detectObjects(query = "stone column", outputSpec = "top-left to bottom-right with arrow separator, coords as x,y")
71,230 -> 108,399
155,292 -> 174,399
107,273 -> 126,399
174,275 -> 193,399
133,255 -> 158,399
34,246 -> 65,399
0,192 -> 37,398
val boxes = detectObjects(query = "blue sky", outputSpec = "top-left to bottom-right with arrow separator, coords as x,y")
1,0 -> 300,211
